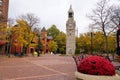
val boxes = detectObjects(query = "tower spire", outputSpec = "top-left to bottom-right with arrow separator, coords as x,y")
68,5 -> 73,13
68,5 -> 74,18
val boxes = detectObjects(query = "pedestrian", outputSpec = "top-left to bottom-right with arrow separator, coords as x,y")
37,49 -> 41,57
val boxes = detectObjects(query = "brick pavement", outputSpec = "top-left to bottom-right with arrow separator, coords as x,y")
0,54 -> 120,80
0,54 -> 77,80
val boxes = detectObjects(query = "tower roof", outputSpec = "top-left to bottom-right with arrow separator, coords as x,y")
68,5 -> 73,13
41,27 -> 46,32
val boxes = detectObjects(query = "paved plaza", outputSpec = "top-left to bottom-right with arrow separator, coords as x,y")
0,54 -> 120,80
0,54 -> 77,80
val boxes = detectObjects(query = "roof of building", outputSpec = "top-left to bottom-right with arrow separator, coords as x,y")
41,27 -> 46,32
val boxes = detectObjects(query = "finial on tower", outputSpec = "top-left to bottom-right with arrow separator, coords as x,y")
68,5 -> 73,13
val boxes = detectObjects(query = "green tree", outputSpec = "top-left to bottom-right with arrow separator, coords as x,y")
47,25 -> 60,39
55,32 -> 66,54
48,41 -> 58,53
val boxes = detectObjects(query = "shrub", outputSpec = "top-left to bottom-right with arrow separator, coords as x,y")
78,56 -> 115,76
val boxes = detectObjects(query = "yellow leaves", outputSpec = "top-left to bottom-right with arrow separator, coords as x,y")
17,20 -> 29,27
94,32 -> 104,45
15,19 -> 37,46
48,41 -> 58,52
29,43 -> 37,47
108,36 -> 116,52
77,31 -> 116,53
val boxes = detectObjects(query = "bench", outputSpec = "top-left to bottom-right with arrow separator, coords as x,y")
72,54 -> 85,71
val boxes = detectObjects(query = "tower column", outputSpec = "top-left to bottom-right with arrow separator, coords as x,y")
66,5 -> 76,55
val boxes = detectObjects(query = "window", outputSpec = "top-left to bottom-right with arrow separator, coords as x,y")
0,10 -> 2,16
0,10 -> 2,21
69,12 -> 73,18
0,0 -> 2,6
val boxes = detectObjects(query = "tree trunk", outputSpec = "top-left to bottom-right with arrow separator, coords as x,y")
23,45 -> 28,56
105,36 -> 109,57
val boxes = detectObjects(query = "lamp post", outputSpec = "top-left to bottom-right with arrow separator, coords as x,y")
90,32 -> 93,55
89,24 -> 93,55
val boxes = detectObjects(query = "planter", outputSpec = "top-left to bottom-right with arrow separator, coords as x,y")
75,71 -> 120,80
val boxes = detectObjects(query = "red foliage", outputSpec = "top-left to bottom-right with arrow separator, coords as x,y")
78,56 -> 115,76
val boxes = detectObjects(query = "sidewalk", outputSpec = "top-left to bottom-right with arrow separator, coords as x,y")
0,54 -> 76,80
0,54 -> 120,80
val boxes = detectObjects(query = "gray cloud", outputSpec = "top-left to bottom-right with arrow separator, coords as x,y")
8,0 -> 120,35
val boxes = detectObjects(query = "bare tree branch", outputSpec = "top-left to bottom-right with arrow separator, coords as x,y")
19,13 -> 40,29
87,0 -> 115,56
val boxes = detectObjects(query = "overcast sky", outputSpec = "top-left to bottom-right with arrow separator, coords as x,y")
8,0 -> 120,35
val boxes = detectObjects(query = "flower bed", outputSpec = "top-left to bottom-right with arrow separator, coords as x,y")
75,55 -> 120,80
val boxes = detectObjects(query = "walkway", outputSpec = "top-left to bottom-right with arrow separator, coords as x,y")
0,54 -> 76,80
0,54 -> 120,80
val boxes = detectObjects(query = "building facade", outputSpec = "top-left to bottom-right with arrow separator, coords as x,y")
0,0 -> 9,24
41,27 -> 53,53
0,0 -> 9,54
41,27 -> 47,53
10,27 -> 52,55
66,5 -> 76,55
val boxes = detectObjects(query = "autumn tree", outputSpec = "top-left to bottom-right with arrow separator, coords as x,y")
108,34 -> 116,53
76,31 -> 116,55
16,13 -> 40,54
48,40 -> 58,53
76,33 -> 91,53
93,31 -> 105,53
19,13 -> 39,29
16,20 -> 37,55
88,0 -> 115,57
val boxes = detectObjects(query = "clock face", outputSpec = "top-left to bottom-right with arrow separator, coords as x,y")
68,23 -> 72,27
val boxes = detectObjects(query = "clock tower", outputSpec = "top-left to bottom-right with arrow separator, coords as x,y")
66,5 -> 76,55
